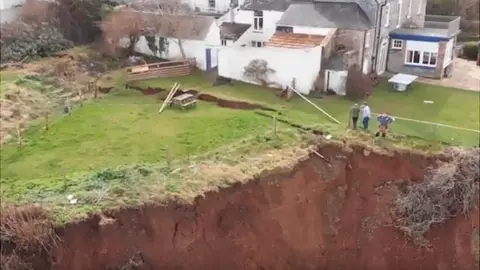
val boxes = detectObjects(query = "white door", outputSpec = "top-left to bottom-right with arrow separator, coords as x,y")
377,38 -> 388,75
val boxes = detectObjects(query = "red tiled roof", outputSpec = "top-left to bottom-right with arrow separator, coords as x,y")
265,32 -> 324,49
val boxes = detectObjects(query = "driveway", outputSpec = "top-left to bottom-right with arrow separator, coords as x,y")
417,58 -> 480,91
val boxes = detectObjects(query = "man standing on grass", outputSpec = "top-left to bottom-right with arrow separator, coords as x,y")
349,103 -> 360,129
361,102 -> 371,130
376,112 -> 395,137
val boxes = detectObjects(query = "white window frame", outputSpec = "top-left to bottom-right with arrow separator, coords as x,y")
253,11 -> 263,31
251,41 -> 263,47
417,0 -> 422,14
391,39 -> 403,49
221,39 -> 227,46
384,3 -> 390,27
397,0 -> 403,28
405,49 -> 438,67
407,0 -> 412,18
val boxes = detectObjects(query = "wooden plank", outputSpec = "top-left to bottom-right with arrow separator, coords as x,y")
159,83 -> 181,113
126,68 -> 191,81
130,65 -> 149,73
126,71 -> 190,81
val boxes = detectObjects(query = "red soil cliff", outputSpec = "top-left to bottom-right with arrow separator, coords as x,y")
52,144 -> 479,270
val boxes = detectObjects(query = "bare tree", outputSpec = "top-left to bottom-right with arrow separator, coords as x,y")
101,8 -> 145,56
130,0 -> 202,59
243,59 -> 276,86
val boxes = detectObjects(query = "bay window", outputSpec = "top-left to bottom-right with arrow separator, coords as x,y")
405,50 -> 437,67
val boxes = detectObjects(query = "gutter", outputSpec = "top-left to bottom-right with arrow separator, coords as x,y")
372,0 -> 388,73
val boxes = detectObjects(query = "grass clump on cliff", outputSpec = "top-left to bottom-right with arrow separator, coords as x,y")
395,147 -> 480,245
0,204 -> 58,269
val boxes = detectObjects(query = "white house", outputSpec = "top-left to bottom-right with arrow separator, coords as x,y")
183,0 -> 245,14
218,33 -> 325,94
117,0 -> 245,15
0,0 -> 25,23
215,0 -> 373,95
129,11 -> 222,71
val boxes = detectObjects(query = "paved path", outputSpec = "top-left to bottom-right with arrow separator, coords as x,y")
417,58 -> 480,91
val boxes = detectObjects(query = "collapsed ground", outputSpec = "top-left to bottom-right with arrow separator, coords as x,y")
0,46 -> 479,269
0,46 -> 479,223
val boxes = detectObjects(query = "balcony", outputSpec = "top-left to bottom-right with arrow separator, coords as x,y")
425,15 -> 461,37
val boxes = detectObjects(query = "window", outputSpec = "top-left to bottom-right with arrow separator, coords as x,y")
405,50 -> 437,66
417,0 -> 422,14
276,26 -> 293,33
384,3 -> 390,27
208,0 -> 215,8
221,39 -> 227,46
251,41 -> 263,47
407,0 -> 412,18
392,39 -> 403,49
397,0 -> 402,27
253,10 -> 263,31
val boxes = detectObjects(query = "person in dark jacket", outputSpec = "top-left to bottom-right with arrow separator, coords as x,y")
349,103 -> 360,129
375,112 -> 395,137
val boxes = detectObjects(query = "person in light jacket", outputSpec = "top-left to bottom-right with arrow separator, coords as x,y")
361,102 -> 371,130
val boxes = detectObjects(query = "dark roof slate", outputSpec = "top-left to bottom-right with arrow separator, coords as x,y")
220,22 -> 251,40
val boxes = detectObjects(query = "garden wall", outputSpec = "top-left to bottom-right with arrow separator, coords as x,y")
218,46 -> 322,95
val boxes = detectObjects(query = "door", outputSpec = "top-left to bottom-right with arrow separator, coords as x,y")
377,38 -> 388,75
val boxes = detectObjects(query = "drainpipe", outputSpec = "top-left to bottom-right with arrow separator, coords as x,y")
361,29 -> 367,73
229,2 -> 235,23
372,0 -> 388,73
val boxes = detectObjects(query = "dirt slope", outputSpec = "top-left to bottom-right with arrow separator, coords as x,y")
52,144 -> 479,270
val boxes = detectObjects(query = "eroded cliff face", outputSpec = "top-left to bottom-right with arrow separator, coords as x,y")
52,144 -> 479,270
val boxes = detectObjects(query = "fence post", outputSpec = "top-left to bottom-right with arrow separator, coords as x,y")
164,145 -> 171,171
273,117 -> 277,137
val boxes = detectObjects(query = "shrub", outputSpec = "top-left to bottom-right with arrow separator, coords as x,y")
462,42 -> 479,61
243,59 -> 276,86
345,65 -> 372,101
395,147 -> 480,245
0,204 -> 58,251
0,22 -> 73,63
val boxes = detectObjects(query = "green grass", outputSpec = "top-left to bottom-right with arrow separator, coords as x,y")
0,88 -> 273,181
131,73 -> 480,146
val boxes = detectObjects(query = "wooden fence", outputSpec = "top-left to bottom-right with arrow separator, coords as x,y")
126,58 -> 195,82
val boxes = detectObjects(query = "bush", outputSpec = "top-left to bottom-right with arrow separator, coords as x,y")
0,22 -> 73,63
345,65 -> 372,101
462,42 -> 479,61
395,147 -> 480,245
243,59 -> 276,86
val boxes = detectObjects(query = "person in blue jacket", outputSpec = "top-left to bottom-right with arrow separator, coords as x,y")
376,112 -> 395,137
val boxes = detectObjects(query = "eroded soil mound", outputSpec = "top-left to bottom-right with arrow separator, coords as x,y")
0,47 -> 122,144
49,144 -> 479,270
0,84 -> 50,144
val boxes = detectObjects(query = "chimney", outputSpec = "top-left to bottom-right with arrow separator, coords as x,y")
229,2 -> 235,23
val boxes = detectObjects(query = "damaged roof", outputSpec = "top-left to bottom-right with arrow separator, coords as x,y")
265,32 -> 324,49
277,2 -> 373,30
241,0 -> 295,11
220,22 -> 251,40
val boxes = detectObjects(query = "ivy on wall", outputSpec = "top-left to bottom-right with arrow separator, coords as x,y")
144,36 -> 170,57
145,36 -> 158,55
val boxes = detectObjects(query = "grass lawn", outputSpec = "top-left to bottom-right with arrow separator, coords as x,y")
0,88 -> 275,181
131,73 -> 480,146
